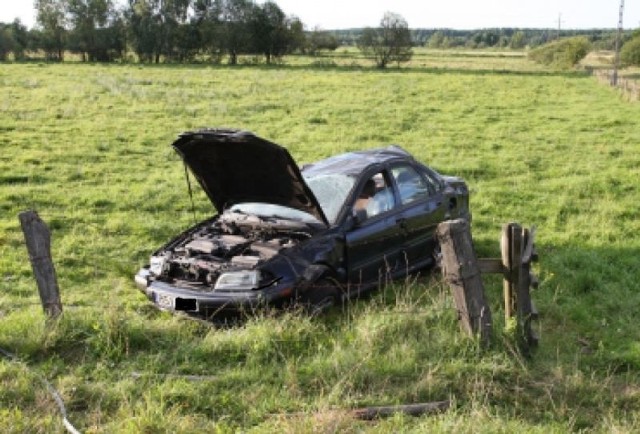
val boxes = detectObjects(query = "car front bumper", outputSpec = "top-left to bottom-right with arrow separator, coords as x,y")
135,268 -> 294,317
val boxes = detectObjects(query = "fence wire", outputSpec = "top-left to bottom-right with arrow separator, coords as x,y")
0,346 -> 81,434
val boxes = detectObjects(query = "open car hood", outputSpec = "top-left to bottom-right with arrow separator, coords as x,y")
172,129 -> 328,226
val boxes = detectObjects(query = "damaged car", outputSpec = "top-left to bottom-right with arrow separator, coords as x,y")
135,128 -> 470,317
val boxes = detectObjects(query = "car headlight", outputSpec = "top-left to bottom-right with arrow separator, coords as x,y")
214,270 -> 261,291
149,255 -> 167,276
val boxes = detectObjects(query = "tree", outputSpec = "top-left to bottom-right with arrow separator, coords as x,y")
173,20 -> 201,61
0,25 -> 16,61
427,30 -> 444,48
470,30 -> 500,48
218,0 -> 253,65
621,36 -> 640,66
126,0 -> 159,62
159,0 -> 191,61
102,10 -> 127,61
307,28 -> 338,55
286,16 -> 306,54
126,0 -> 190,63
510,31 -> 525,49
65,0 -> 113,61
249,1 -> 289,64
528,36 -> 590,69
0,20 -> 29,61
357,12 -> 412,68
35,0 -> 67,61
192,0 -> 224,62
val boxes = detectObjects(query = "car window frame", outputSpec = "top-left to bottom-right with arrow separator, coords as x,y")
416,163 -> 445,193
388,162 -> 435,207
338,166 -> 398,227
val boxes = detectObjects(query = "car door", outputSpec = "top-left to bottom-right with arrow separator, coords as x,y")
389,164 -> 447,270
344,170 -> 404,289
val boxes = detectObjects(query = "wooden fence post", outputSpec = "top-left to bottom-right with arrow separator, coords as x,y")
438,220 -> 539,351
502,223 -> 538,350
18,210 -> 63,319
501,225 -> 514,320
516,225 -> 539,349
436,218 -> 492,346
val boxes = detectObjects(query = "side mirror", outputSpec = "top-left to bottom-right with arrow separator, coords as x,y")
351,208 -> 367,227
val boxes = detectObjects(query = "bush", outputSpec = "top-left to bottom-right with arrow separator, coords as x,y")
621,36 -> 640,66
528,36 -> 591,69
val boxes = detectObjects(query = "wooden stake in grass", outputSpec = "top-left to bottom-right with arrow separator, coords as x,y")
436,218 -> 492,346
18,210 -> 63,319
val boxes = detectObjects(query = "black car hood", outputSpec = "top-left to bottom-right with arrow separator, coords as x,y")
172,129 -> 328,226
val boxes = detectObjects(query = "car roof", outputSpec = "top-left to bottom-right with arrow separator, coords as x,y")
302,145 -> 414,177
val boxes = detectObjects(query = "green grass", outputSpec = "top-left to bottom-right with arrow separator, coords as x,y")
291,47 -> 543,72
1,53 -> 640,432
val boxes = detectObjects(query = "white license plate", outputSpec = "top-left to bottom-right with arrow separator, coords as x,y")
155,293 -> 174,310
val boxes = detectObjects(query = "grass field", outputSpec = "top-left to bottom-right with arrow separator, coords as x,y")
1,51 -> 640,432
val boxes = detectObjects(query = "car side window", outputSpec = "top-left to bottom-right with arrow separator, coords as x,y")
418,166 -> 443,193
353,172 -> 396,220
391,165 -> 431,205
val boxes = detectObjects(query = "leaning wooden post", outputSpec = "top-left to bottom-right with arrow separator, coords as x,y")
18,210 -> 63,318
436,219 -> 492,345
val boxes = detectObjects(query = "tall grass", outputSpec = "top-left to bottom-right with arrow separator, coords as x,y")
1,53 -> 639,432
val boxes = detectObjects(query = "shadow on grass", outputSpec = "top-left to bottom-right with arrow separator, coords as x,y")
472,234 -> 640,368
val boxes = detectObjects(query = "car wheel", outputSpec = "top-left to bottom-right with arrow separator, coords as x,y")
298,276 -> 341,315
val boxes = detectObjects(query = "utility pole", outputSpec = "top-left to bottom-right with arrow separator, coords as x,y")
612,0 -> 625,86
557,13 -> 563,40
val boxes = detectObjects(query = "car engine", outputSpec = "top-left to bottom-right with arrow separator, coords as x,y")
149,212 -> 313,289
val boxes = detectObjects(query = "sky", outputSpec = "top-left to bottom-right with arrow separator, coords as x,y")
2,0 -> 639,31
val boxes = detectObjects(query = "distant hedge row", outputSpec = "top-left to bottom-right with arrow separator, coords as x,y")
528,36 -> 591,69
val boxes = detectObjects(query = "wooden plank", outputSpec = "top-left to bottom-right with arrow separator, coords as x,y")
501,223 -> 515,320
351,400 -> 450,420
521,225 -> 537,264
477,258 -> 504,274
436,219 -> 492,345
517,227 -> 538,348
18,210 -> 63,318
530,300 -> 539,320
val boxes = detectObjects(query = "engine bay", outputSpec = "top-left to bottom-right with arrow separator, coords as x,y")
149,212 -> 314,289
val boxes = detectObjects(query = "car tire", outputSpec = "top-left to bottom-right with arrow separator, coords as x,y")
298,276 -> 341,315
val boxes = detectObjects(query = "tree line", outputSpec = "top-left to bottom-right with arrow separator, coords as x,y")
335,28 -> 630,51
1,1 -> 638,66
0,0 -> 339,63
